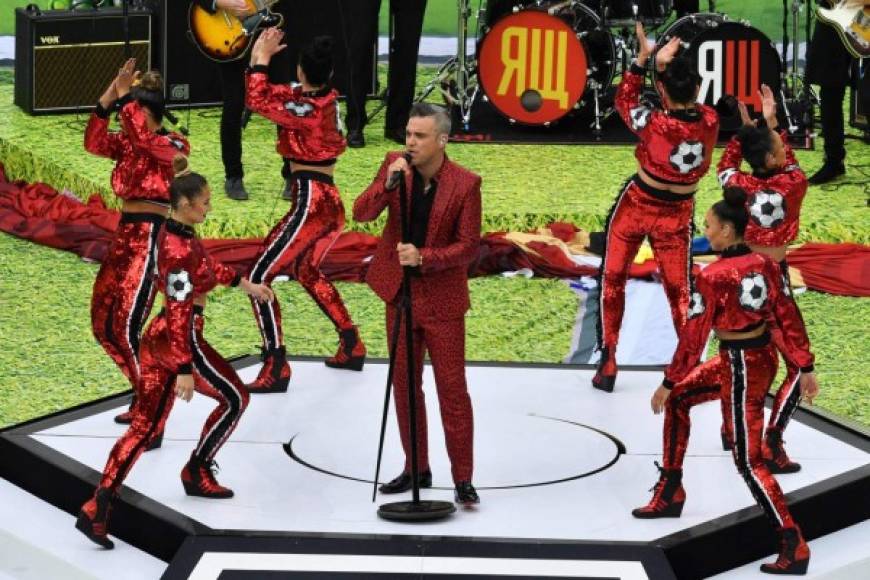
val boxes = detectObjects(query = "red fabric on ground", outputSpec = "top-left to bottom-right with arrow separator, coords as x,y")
2,166 -> 867,295
787,243 -> 870,297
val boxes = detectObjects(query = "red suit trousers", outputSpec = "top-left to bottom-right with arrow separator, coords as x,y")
387,305 -> 474,484
99,309 -> 249,491
662,338 -> 796,530
247,172 -> 353,351
598,178 -> 694,353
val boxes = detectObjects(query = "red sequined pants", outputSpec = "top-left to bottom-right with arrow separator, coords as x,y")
247,172 -> 354,351
662,338 -> 796,530
387,306 -> 474,484
90,213 -> 163,393
598,177 -> 694,354
99,309 -> 249,491
768,259 -> 802,433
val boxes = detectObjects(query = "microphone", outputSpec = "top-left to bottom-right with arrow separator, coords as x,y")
386,152 -> 413,190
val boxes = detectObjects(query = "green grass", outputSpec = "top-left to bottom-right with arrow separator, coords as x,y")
0,64 -> 867,430
0,0 -> 813,41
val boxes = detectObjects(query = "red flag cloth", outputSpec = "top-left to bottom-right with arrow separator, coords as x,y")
2,165 -> 867,295
787,243 -> 870,297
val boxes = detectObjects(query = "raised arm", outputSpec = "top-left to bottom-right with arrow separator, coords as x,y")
353,153 -> 397,223
117,98 -> 190,163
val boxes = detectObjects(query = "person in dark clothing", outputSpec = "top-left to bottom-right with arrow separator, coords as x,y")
343,0 -> 428,147
805,10 -> 857,184
191,0 -> 294,200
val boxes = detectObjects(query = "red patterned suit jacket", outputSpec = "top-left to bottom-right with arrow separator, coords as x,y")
353,152 -> 482,320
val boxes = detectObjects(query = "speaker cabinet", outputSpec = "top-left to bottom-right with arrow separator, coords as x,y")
14,7 -> 153,114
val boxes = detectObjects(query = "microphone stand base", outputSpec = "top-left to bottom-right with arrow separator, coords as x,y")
377,500 -> 456,522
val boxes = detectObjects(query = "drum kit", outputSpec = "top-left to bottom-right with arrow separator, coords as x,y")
421,0 -> 798,137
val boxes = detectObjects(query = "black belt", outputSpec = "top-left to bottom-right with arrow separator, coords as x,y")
290,170 -> 334,185
120,212 -> 166,225
632,174 -> 696,202
719,330 -> 771,351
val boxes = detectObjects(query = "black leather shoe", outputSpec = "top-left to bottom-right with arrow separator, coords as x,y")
808,162 -> 845,185
384,127 -> 406,145
347,128 -> 365,148
378,470 -> 432,494
454,481 -> 480,505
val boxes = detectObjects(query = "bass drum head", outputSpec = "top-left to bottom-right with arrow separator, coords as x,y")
654,14 -> 782,114
478,2 -> 614,125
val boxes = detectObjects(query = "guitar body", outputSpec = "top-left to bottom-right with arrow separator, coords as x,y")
816,2 -> 870,58
189,0 -> 282,63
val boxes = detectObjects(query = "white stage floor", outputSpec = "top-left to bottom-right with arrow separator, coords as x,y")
28,359 -> 869,544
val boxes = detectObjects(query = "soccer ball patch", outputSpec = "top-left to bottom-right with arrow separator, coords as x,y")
629,106 -> 651,131
749,191 -> 787,228
669,140 -> 705,174
167,269 -> 193,302
284,102 -> 314,117
739,272 -> 768,312
687,290 -> 706,319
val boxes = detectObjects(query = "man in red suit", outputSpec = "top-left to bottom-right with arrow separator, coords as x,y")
353,103 -> 482,505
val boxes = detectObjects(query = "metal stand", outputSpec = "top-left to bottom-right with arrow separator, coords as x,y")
373,173 -> 455,523
415,0 -> 480,129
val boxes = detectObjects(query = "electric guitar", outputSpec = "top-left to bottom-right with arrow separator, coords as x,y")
816,1 -> 870,58
188,0 -> 283,63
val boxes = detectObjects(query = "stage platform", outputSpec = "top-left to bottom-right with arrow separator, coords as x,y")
1,357 -> 868,580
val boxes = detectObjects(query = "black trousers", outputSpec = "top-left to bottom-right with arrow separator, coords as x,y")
385,0 -> 427,134
216,6 -> 294,180
806,21 -> 855,164
342,0 -> 381,133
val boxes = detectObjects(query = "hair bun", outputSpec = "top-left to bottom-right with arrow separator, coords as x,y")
723,186 -> 748,208
172,154 -> 190,177
312,35 -> 334,56
138,70 -> 163,93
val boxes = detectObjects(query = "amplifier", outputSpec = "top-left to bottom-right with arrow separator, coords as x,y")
14,7 -> 153,114
849,61 -> 869,131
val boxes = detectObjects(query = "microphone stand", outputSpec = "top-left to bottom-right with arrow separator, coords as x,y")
373,167 -> 455,523
122,0 -> 131,59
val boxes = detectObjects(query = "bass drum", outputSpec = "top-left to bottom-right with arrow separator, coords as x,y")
477,1 -> 615,125
653,13 -> 782,115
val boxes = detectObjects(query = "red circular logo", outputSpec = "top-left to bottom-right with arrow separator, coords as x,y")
479,10 -> 588,125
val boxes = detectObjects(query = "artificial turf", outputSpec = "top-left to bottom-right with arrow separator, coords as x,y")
0,65 -> 867,429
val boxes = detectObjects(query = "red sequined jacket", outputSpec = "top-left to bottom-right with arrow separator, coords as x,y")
245,67 -> 346,164
616,63 -> 719,185
353,152 -> 482,320
84,97 -> 190,204
157,219 -> 241,373
663,244 -> 814,388
717,131 -> 807,247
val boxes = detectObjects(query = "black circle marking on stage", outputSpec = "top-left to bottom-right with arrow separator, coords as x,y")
283,414 -> 626,490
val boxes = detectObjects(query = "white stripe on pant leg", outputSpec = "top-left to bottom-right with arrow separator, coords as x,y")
737,349 -> 784,527
193,332 -> 244,460
124,222 -> 156,378
769,372 -> 801,427
599,181 -> 633,349
251,179 -> 312,350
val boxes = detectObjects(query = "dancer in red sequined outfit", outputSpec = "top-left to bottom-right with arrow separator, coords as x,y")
244,30 -> 364,393
633,190 -> 819,575
594,23 -> 719,392
717,88 -> 810,473
354,103 -> 481,505
76,157 -> 273,550
85,60 -> 190,425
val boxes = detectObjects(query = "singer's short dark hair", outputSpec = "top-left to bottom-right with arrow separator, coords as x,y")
409,102 -> 451,136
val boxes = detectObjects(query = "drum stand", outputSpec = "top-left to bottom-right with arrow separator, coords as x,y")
779,0 -> 817,135
415,0 -> 480,129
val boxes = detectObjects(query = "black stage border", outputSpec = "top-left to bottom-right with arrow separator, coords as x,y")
163,534 -> 676,580
1,355 -> 867,579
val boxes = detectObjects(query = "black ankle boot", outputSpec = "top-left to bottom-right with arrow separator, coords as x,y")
247,346 -> 291,393
454,481 -> 480,505
75,488 -> 114,549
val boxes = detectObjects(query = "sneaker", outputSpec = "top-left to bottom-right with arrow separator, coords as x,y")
225,177 -> 249,201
